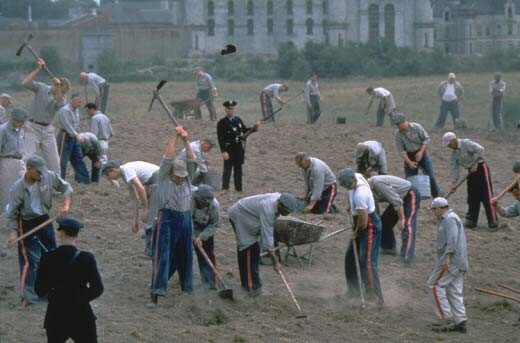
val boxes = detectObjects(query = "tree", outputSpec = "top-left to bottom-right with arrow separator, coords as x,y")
0,0 -> 97,20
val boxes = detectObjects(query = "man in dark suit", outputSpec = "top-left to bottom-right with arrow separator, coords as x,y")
35,217 -> 103,343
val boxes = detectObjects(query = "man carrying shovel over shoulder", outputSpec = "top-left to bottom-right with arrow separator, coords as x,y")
442,132 -> 497,230
5,155 -> 73,307
228,192 -> 299,296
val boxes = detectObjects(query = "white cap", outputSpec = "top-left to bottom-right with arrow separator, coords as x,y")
442,132 -> 457,147
429,197 -> 448,209
448,72 -> 456,79
0,93 -> 11,102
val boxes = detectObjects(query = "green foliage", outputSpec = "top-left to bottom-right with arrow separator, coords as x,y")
39,46 -> 64,76
0,0 -> 97,19
503,98 -> 520,129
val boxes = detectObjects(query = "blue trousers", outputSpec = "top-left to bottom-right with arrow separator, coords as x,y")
345,212 -> 384,304
194,236 -> 217,289
57,131 -> 90,184
434,100 -> 460,129
18,215 -> 57,304
307,95 -> 321,124
404,151 -> 440,198
380,187 -> 421,263
312,183 -> 337,214
150,209 -> 193,295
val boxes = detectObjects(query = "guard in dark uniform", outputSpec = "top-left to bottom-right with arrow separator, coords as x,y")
35,217 -> 103,343
216,100 -> 261,191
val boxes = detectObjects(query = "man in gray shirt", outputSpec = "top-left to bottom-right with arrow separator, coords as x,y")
5,155 -> 73,306
393,113 -> 440,198
260,83 -> 288,123
295,152 -> 337,214
86,102 -> 113,163
80,72 -> 110,113
427,197 -> 468,333
193,67 -> 218,121
492,183 -> 520,218
489,73 -> 506,130
228,192 -> 299,294
368,175 -> 420,263
56,93 -> 90,184
23,58 -> 70,174
442,132 -> 497,229
177,137 -> 216,184
304,72 -> 320,124
79,132 -> 103,183
354,140 -> 388,177
0,93 -> 11,124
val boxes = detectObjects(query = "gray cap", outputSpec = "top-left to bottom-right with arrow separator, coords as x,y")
101,160 -> 121,175
338,168 -> 356,188
391,113 -> 406,125
173,159 -> 189,177
25,155 -> 47,173
193,184 -> 215,207
193,66 -> 203,72
278,192 -> 299,213
513,160 -> 520,173
202,136 -> 217,146
429,197 -> 448,209
442,132 -> 457,147
10,108 -> 29,122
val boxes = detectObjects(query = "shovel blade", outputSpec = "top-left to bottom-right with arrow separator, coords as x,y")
296,314 -> 308,319
217,288 -> 234,300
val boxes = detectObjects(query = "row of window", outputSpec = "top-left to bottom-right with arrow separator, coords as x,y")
208,0 -> 329,17
207,18 -> 325,36
444,5 -> 515,22
368,4 -> 395,43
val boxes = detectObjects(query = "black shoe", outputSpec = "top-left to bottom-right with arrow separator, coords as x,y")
488,222 -> 498,229
464,221 -> 476,229
432,320 -> 467,333
381,249 -> 397,256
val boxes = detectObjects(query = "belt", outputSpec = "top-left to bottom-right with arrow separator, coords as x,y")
0,155 -> 22,159
29,119 -> 51,127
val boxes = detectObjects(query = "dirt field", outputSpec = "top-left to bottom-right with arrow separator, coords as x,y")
1,77 -> 519,343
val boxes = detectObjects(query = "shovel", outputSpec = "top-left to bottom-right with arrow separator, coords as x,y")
194,242 -> 233,300
277,269 -> 307,319
349,215 -> 366,309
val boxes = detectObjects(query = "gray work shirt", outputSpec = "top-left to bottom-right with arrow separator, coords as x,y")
303,157 -> 337,201
177,140 -> 208,173
263,84 -> 283,101
89,111 -> 113,141
25,81 -> 65,125
304,79 -> 319,106
196,72 -> 216,91
57,103 -> 80,137
156,156 -> 194,212
368,175 -> 411,209
228,192 -> 280,251
192,198 -> 220,240
0,105 -> 7,124
87,73 -> 106,97
504,201 -> 520,218
435,209 -> 468,273
354,140 -> 388,174
450,139 -> 484,182
5,171 -> 73,231
0,121 -> 24,159
79,132 -> 102,160
489,80 -> 506,97
394,122 -> 431,156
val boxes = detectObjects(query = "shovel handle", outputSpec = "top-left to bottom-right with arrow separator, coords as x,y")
494,177 -> 520,202
7,216 -> 57,247
475,287 -> 520,303
194,241 -> 227,288
350,216 -> 366,305
154,91 -> 179,127
277,269 -> 303,314
445,174 -> 469,199
497,283 -> 520,295
26,45 -> 57,79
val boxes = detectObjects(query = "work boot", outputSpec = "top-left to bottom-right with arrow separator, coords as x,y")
147,294 -> 158,308
432,320 -> 467,333
487,222 -> 498,232
464,220 -> 476,229
430,318 -> 454,327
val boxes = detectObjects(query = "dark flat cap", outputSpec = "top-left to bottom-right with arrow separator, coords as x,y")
25,155 -> 47,173
193,184 -> 215,207
278,192 -> 299,213
10,108 -> 29,122
101,160 -> 120,175
223,100 -> 238,108
221,44 -> 237,55
57,217 -> 84,231
391,113 -> 406,125
338,168 -> 356,188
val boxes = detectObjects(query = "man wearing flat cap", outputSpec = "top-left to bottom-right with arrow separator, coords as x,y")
217,100 -> 261,192
338,168 -> 384,304
434,73 -> 464,131
427,197 -> 468,333
442,132 -> 497,229
353,140 -> 388,178
393,113 -> 440,198
489,73 -> 506,130
193,66 -> 218,121
177,136 -> 216,185
149,127 -> 196,305
0,108 -> 29,226
0,93 -> 12,124
6,155 -> 73,306
228,192 -> 299,294
35,217 -> 103,342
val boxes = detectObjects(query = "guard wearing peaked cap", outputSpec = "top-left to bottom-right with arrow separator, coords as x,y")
35,216 -> 104,342
217,100 -> 262,192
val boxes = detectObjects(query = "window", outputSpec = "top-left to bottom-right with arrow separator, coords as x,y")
322,0 -> 328,14
469,42 -> 472,54
468,24 -> 472,37
508,23 -> 513,35
445,27 -> 450,40
287,0 -> 293,15
368,4 -> 379,42
247,19 -> 254,35
445,43 -> 449,54
267,0 -> 273,15
227,19 -> 234,35
508,6 -> 513,18
486,26 -> 490,36
287,18 -> 294,34
497,24 -> 502,35
444,10 -> 450,22
477,25 -> 482,36
322,19 -> 327,35
208,1 -> 214,16
247,0 -> 254,15
267,18 -> 274,34
228,1 -> 234,16
384,4 -> 395,44
306,0 -> 313,15
424,32 -> 429,48
306,18 -> 314,35
207,19 -> 215,36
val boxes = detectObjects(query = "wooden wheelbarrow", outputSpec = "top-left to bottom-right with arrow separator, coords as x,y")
170,99 -> 203,120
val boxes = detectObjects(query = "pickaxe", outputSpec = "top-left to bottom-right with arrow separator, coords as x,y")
148,80 -> 180,127
16,33 -> 57,79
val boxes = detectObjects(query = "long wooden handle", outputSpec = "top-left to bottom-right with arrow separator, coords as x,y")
494,177 -> 520,202
277,269 -> 303,314
8,216 -> 57,247
27,45 -> 57,79
155,92 -> 179,127
497,283 -> 520,295
195,242 -> 226,288
475,287 -> 520,303
445,174 -> 469,199
350,216 -> 366,305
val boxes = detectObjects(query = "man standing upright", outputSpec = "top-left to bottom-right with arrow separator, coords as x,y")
304,72 -> 321,124
434,73 -> 464,131
260,83 -> 288,123
489,73 -> 506,130
0,93 -> 12,124
442,132 -> 497,229
56,94 -> 90,184
80,71 -> 110,113
393,113 -> 440,198
85,102 -> 113,163
23,58 -> 70,174
365,86 -> 397,127
193,66 -> 218,121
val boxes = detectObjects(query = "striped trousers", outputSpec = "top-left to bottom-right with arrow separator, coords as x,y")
311,183 -> 337,214
427,267 -> 467,324
465,162 -> 497,227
